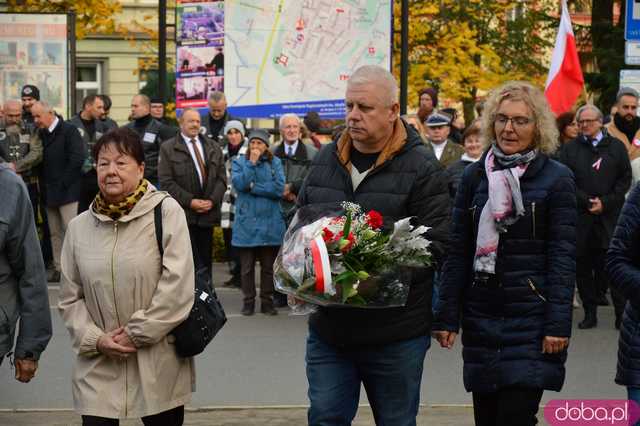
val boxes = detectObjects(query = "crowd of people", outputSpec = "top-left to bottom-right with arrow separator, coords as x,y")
2,67 -> 640,425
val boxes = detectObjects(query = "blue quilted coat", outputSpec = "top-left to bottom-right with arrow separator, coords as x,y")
607,184 -> 640,386
434,152 -> 576,392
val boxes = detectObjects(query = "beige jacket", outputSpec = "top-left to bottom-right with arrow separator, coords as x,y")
605,121 -> 640,161
58,188 -> 195,419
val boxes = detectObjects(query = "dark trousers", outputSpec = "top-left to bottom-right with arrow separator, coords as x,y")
82,405 -> 184,426
472,387 -> 543,426
222,227 -> 240,279
577,248 -> 625,318
187,225 -> 213,279
36,182 -> 53,266
78,170 -> 100,214
238,246 -> 278,307
24,181 -> 48,269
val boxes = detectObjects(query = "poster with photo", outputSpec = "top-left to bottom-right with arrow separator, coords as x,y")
177,45 -> 224,77
177,1 -> 224,46
0,13 -> 70,116
177,75 -> 223,109
176,1 -> 224,113
0,41 -> 18,65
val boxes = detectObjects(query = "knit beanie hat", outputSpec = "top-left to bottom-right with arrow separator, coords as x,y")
247,129 -> 270,146
21,85 -> 40,100
224,120 -> 246,137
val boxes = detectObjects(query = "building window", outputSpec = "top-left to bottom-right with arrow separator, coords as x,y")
75,63 -> 102,111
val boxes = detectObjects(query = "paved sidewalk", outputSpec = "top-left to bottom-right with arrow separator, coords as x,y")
0,406 -> 476,425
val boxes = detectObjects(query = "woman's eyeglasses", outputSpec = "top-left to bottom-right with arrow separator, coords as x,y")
494,114 -> 533,129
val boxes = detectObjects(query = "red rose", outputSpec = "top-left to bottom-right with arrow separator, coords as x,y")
322,227 -> 334,242
366,210 -> 383,229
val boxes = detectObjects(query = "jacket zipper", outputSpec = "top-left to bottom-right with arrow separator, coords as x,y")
527,278 -> 547,302
470,205 -> 477,235
110,222 -> 127,417
531,202 -> 536,240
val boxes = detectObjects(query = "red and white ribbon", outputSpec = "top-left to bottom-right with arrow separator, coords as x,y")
310,235 -> 335,296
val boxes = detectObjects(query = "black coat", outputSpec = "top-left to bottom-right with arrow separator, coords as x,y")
433,153 -> 576,392
297,121 -> 451,347
606,184 -> 640,386
559,133 -> 631,252
158,134 -> 227,227
200,111 -> 243,144
124,115 -> 177,184
445,158 -> 474,199
39,117 -> 85,207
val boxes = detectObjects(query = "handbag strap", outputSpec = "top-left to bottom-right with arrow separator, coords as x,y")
154,199 -> 165,257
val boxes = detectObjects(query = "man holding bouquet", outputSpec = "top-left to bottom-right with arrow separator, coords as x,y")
297,65 -> 451,425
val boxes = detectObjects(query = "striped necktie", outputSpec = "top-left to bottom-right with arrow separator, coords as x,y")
190,138 -> 207,185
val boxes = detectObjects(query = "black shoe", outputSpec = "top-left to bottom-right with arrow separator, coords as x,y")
224,277 -> 241,288
273,294 -> 288,308
578,312 -> 598,329
597,295 -> 610,306
261,305 -> 278,316
241,302 -> 255,316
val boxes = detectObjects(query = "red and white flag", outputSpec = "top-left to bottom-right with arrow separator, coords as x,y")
544,0 -> 584,116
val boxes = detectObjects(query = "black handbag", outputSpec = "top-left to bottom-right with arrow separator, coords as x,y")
154,200 -> 227,357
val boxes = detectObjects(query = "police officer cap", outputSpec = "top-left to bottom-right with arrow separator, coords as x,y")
425,112 -> 451,127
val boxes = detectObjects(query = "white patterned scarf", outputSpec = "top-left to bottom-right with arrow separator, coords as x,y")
474,145 -> 537,273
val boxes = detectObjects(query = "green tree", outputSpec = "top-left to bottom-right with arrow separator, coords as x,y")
140,70 -> 178,123
7,0 -> 121,39
584,0 -> 627,113
394,0 -> 555,124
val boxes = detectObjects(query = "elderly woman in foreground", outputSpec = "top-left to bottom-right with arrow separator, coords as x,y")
433,81 -> 576,426
58,128 -> 195,426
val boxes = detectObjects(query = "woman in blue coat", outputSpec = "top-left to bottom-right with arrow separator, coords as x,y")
607,184 -> 640,415
433,81 -> 577,426
232,129 -> 286,316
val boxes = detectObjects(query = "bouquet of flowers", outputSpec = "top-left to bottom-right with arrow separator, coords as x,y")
274,202 -> 432,309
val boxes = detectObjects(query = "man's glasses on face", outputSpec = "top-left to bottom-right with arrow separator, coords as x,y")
578,118 -> 599,126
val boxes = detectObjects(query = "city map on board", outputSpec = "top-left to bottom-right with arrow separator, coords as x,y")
224,0 -> 392,118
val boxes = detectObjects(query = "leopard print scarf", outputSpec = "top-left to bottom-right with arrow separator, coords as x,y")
93,179 -> 149,220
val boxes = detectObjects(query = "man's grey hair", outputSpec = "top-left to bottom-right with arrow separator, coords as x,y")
180,107 -> 200,119
3,99 -> 21,110
576,104 -> 603,122
32,101 -> 54,114
279,113 -> 301,128
348,65 -> 398,106
617,86 -> 640,103
208,91 -> 226,103
133,94 -> 150,107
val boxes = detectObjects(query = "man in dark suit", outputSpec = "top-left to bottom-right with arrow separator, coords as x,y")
158,108 -> 227,279
560,104 -> 632,329
32,101 -> 85,281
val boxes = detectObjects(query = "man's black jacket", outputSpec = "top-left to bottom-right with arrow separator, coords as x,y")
297,120 -> 451,347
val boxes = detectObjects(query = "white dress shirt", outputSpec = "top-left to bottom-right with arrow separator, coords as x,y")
432,140 -> 447,160
284,140 -> 299,157
48,116 -> 59,133
181,133 -> 206,186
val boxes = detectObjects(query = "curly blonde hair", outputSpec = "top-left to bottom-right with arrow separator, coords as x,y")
481,81 -> 559,155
